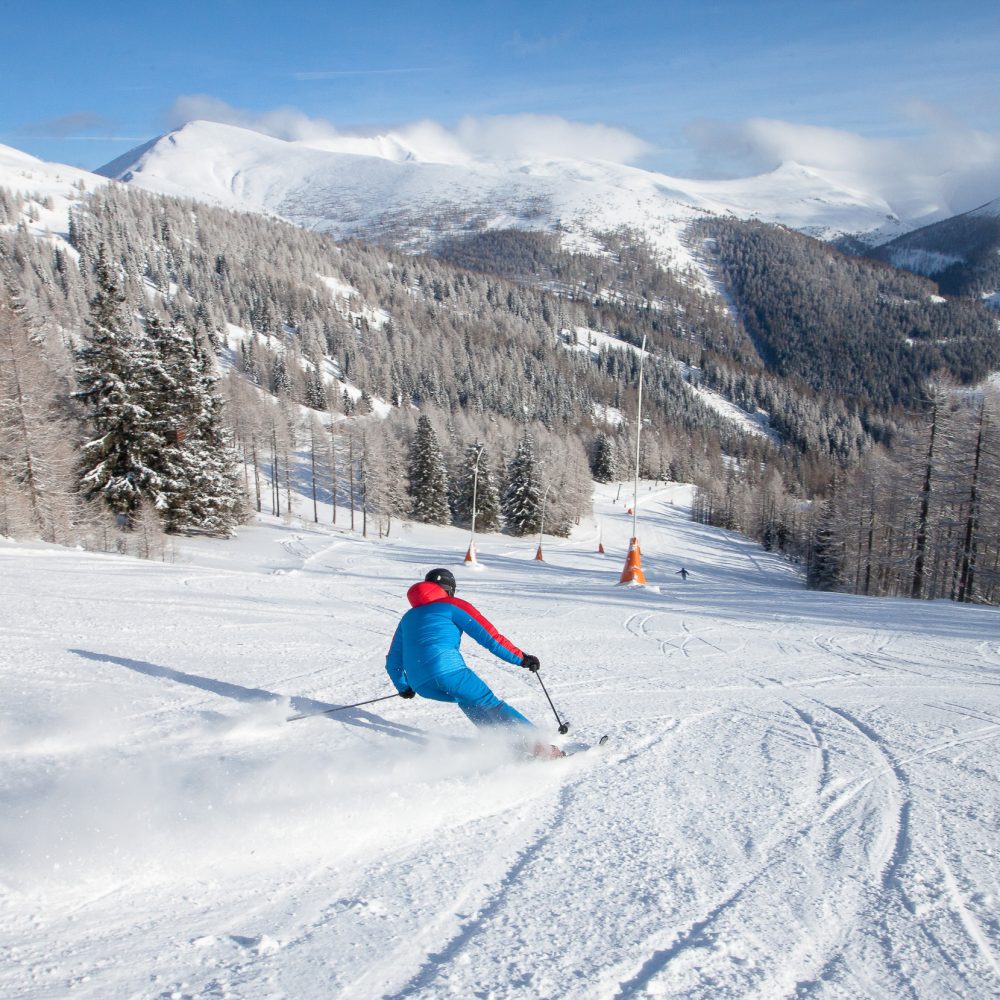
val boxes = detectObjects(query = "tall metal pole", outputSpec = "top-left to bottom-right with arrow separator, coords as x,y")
619,335 -> 648,586
466,443 -> 483,564
632,335 -> 647,538
539,483 -> 551,550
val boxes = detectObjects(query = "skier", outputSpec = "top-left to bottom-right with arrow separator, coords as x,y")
676,566 -> 689,580
385,568 -> 564,758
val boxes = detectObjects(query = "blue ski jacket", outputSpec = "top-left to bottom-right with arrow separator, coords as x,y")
385,581 -> 524,692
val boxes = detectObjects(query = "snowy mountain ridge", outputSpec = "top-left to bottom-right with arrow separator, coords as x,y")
94,120 -> 923,264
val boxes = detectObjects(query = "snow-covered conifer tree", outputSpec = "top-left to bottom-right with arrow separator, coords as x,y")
591,433 -> 617,483
144,314 -> 245,535
502,433 -> 543,536
806,496 -> 844,591
74,253 -> 164,524
407,414 -> 451,524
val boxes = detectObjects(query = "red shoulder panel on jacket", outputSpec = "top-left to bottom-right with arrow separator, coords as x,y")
446,596 -> 523,659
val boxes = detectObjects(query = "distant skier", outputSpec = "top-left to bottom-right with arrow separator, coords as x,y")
385,569 -> 563,758
676,567 -> 689,580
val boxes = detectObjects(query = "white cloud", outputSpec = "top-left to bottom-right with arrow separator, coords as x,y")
167,95 -> 343,145
166,97 -> 652,165
685,110 -> 1000,219
449,114 -> 652,164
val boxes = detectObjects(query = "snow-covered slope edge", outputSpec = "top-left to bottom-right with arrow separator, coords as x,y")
0,143 -> 107,238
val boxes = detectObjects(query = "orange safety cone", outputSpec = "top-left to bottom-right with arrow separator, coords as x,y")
619,536 -> 646,586
598,541 -> 605,554
535,543 -> 545,561
464,541 -> 478,565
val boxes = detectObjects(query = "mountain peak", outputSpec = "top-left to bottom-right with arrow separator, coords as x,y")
93,121 -> 922,263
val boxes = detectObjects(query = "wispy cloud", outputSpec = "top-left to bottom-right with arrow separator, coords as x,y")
17,112 -> 118,138
11,112 -> 147,144
166,96 -> 653,164
448,114 -> 651,163
166,95 -> 342,144
686,107 -> 1000,217
506,30 -> 572,56
291,67 -> 435,81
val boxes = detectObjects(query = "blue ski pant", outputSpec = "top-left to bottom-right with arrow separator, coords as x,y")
413,666 -> 532,729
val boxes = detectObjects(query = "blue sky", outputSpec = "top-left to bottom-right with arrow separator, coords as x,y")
5,0 -> 1000,184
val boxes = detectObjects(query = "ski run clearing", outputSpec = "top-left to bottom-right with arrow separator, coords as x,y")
1,482 -> 998,1000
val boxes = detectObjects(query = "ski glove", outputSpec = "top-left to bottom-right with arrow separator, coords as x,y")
399,687 -> 416,699
520,654 -> 540,672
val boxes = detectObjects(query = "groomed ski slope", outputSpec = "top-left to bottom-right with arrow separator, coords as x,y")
1,482 -> 998,1000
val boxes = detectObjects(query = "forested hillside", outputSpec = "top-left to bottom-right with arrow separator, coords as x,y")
0,183 -> 771,551
430,219 -> 1000,605
864,201 -> 1000,302
679,220 -> 1000,605
2,179 -> 998,602
692,218 -> 1000,410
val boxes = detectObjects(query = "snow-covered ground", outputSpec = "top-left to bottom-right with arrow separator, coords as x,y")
1,483 -> 998,999
0,142 -> 107,239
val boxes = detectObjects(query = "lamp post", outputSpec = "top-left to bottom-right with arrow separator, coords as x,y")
465,443 -> 484,565
632,337 -> 646,537
620,335 -> 648,585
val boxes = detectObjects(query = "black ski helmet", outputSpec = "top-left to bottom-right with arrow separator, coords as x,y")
425,567 -> 457,596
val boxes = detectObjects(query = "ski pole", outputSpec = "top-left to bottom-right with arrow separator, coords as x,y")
286,691 -> 404,722
533,671 -> 569,734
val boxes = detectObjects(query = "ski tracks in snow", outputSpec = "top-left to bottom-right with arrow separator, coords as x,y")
369,780 -> 582,999
339,727 -> 681,999
5,494 -> 1000,999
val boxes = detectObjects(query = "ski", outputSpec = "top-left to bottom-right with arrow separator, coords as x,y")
561,734 -> 609,756
523,734 -> 607,761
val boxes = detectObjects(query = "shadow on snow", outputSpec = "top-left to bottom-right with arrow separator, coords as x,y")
68,648 -> 433,744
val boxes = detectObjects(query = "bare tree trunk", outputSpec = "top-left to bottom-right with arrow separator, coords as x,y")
271,427 -> 280,516
250,435 -> 262,513
348,434 -> 356,531
310,432 -> 318,523
284,445 -> 293,515
911,395 -> 939,599
329,423 -> 338,525
957,401 -> 985,602
242,441 -> 252,502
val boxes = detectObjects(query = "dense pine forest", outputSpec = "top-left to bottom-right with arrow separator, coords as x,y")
1,179 -> 998,602
693,218 -> 1000,410
686,221 -> 1000,604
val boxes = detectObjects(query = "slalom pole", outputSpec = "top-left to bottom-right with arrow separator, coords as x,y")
533,671 -> 569,734
286,691 -> 404,722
